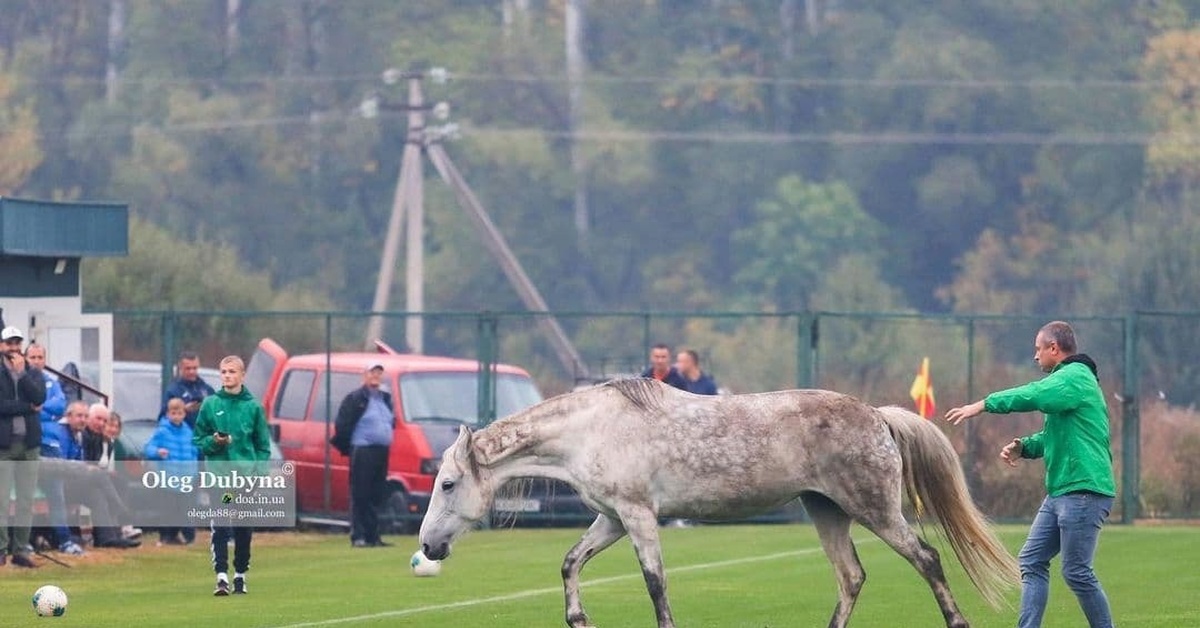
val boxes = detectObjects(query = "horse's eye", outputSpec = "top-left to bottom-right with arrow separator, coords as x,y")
441,480 -> 456,492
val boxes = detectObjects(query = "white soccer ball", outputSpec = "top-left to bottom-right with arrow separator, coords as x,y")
410,550 -> 442,577
32,584 -> 68,617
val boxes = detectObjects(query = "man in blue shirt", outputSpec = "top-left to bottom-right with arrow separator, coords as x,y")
160,351 -> 216,428
676,349 -> 719,395
330,364 -> 395,548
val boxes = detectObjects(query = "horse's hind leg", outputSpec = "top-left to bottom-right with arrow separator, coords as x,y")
861,511 -> 969,628
562,513 -> 626,628
800,492 -> 866,628
617,506 -> 676,628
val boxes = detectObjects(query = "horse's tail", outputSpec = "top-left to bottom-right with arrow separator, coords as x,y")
876,405 -> 1020,609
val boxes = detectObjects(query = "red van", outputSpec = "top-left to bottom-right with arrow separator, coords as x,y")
244,338 -> 545,531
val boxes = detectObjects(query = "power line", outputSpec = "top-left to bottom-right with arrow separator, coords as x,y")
464,127 -> 1185,146
453,73 -> 1158,91
38,111 -> 1180,146
19,71 -> 1164,91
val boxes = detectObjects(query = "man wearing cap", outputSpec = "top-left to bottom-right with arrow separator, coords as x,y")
330,363 -> 395,548
0,326 -> 47,567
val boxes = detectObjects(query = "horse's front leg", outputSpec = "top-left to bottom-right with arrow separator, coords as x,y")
562,513 -> 626,628
618,507 -> 676,628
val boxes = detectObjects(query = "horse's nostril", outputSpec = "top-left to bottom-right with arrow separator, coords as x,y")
422,542 -> 449,560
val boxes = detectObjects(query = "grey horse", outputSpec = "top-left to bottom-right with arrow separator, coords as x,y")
419,378 -> 1019,627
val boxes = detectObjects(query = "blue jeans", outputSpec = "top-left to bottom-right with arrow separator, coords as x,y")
1018,492 -> 1114,628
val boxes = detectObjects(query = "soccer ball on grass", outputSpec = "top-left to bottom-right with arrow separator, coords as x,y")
410,550 -> 442,577
32,584 -> 68,617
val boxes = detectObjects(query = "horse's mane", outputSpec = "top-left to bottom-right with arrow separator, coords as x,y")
473,378 -> 665,468
605,377 -> 667,412
474,417 -> 538,468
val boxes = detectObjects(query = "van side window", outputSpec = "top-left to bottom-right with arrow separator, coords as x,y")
312,372 -> 371,424
275,369 -> 316,421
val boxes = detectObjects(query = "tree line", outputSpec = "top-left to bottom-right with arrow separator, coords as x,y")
3,1 -> 1200,399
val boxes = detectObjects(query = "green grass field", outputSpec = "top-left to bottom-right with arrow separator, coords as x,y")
1,523 -> 1195,627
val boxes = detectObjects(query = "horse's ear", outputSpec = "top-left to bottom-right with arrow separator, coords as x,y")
453,424 -> 473,466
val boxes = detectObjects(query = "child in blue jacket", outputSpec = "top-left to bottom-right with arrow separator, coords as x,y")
145,397 -> 200,545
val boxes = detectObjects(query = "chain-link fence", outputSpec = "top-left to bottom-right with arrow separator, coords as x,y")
98,309 -> 1200,524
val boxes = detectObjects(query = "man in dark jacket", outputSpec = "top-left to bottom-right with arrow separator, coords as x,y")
330,364 -> 394,548
676,349 -> 719,395
0,326 -> 46,567
160,351 -> 217,428
640,343 -> 688,390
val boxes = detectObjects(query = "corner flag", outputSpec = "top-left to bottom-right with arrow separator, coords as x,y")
909,357 -> 936,419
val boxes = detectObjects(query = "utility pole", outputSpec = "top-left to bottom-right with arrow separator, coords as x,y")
403,78 -> 426,353
361,69 -> 589,377
365,72 -> 426,351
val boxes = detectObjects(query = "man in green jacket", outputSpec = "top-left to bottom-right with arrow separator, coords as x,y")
194,355 -> 271,597
946,321 -> 1115,628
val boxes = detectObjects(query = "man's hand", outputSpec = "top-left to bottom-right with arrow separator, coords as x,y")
185,401 -> 201,413
214,432 -> 232,447
6,352 -> 26,372
945,400 -> 986,426
1001,439 -> 1023,467
157,448 -> 170,459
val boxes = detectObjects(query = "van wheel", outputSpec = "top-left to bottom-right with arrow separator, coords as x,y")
382,485 -> 416,535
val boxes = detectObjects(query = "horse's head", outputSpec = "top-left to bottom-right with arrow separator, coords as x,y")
418,424 -> 493,560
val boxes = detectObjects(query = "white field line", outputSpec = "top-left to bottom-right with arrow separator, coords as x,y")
268,540 -> 873,628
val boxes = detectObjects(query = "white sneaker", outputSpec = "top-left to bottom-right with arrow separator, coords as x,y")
122,525 -> 143,539
58,541 -> 86,556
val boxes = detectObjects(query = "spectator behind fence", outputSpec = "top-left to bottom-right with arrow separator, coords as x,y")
676,349 -> 718,395
640,343 -> 687,390
25,343 -> 66,424
82,403 -> 109,463
29,342 -> 83,555
145,398 -> 199,546
105,412 -> 143,542
50,401 -> 138,549
37,393 -> 87,555
0,326 -> 46,568
161,351 -> 217,429
82,404 -> 141,548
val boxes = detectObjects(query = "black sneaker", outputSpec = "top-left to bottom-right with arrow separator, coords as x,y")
11,553 -> 37,568
371,539 -> 394,547
214,578 -> 230,596
233,576 -> 246,595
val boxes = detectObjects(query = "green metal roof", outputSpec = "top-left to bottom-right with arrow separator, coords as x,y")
0,197 -> 128,257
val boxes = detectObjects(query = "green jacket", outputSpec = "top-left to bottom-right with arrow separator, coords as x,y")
193,386 -> 271,466
984,359 -> 1116,498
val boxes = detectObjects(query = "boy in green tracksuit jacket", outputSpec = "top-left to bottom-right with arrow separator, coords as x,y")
946,321 -> 1115,628
193,355 -> 271,597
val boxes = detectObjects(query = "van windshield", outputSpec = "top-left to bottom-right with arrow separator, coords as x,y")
399,372 -> 542,427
